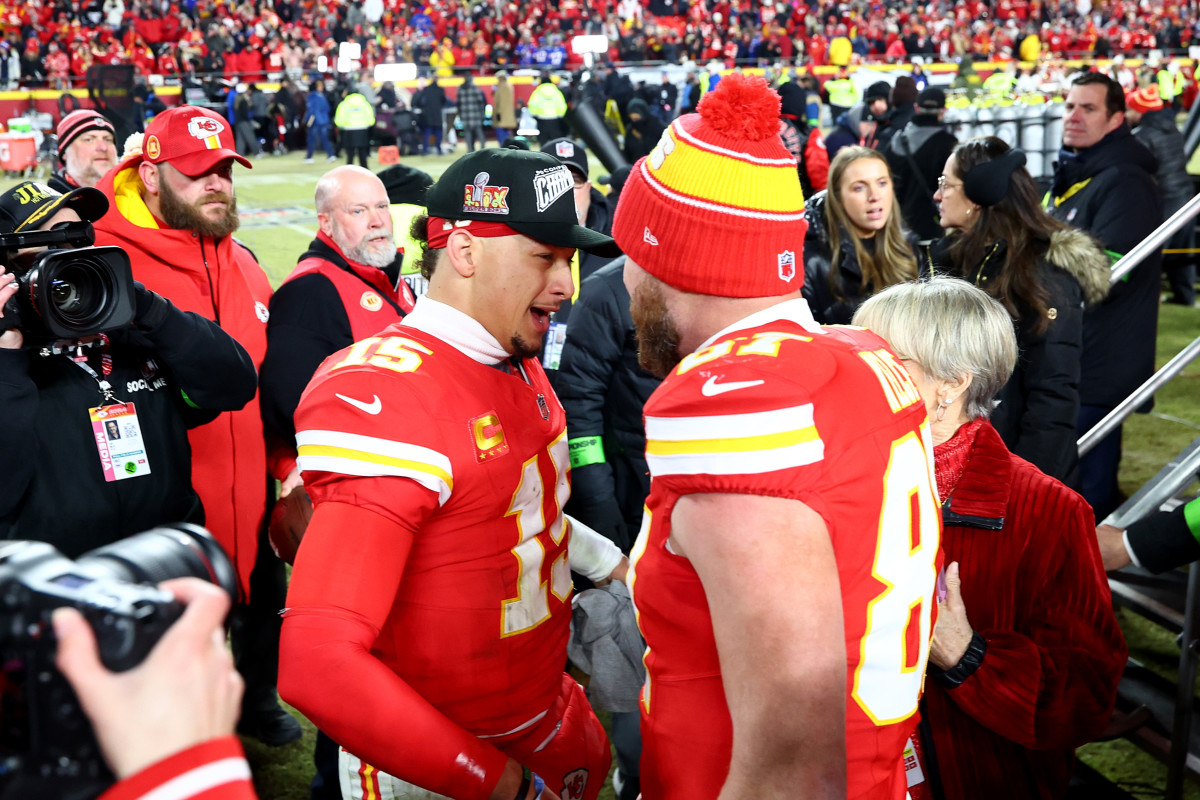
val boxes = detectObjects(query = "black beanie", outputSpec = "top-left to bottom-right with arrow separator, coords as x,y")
377,164 -> 434,206
963,149 -> 1027,207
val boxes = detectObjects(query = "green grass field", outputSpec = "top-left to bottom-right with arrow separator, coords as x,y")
7,144 -> 1200,797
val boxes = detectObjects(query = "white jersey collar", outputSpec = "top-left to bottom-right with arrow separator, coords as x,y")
695,298 -> 822,352
401,296 -> 510,366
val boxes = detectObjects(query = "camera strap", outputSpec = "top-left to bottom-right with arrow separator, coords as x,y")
67,333 -> 116,404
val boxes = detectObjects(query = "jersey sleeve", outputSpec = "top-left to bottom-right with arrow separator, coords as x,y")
294,362 -> 451,527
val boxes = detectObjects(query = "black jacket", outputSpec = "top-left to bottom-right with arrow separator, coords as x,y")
623,98 -> 665,163
884,114 -> 957,241
0,289 -> 256,556
875,103 -> 915,153
549,187 -> 614,327
925,229 -> 1110,482
802,190 -> 919,324
1046,125 -> 1162,408
556,259 -> 660,552
412,83 -> 447,125
1133,107 -> 1195,249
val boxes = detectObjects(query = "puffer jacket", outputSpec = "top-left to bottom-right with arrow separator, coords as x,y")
923,228 -> 1110,483
1133,107 -> 1195,250
802,190 -> 920,324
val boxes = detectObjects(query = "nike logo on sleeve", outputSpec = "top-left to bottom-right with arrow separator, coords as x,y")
335,393 -> 383,415
701,376 -> 766,396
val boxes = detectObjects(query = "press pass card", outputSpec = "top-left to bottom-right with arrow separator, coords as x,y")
90,403 -> 152,482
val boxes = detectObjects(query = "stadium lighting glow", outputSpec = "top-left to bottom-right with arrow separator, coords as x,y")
375,63 -> 419,82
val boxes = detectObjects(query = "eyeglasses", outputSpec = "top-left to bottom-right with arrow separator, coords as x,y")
936,176 -> 962,191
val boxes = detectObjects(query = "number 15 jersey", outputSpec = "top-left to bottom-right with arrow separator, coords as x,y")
629,300 -> 940,800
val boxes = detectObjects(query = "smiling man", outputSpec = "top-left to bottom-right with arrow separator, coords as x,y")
280,147 -> 625,800
49,109 -> 117,192
90,105 -> 302,748
1044,71 -> 1163,520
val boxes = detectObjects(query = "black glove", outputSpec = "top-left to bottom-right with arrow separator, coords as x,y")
0,294 -> 21,334
133,282 -> 172,332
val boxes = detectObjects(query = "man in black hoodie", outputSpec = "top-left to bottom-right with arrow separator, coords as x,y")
1044,72 -> 1163,520
884,87 -> 957,240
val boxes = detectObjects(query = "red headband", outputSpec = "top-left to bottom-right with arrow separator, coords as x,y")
425,216 -> 519,249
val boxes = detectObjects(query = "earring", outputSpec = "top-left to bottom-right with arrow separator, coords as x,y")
936,399 -> 949,422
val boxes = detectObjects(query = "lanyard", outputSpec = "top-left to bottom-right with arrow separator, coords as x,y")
67,333 -> 117,403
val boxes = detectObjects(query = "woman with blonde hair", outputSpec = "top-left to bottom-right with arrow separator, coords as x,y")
802,145 -> 919,324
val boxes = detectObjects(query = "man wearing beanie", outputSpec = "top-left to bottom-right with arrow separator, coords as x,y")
1126,84 -> 1195,306
280,147 -> 627,800
611,72 -> 938,799
876,75 -> 918,152
884,86 -> 958,240
49,108 -> 117,193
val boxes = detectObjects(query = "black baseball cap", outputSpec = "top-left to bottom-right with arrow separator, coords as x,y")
918,87 -> 947,110
425,148 -> 619,257
0,180 -> 108,233
543,137 -> 589,181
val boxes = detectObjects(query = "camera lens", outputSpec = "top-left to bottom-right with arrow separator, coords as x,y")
76,524 -> 238,602
42,259 -> 109,327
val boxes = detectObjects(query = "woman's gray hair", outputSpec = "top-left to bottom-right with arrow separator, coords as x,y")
851,278 -> 1018,420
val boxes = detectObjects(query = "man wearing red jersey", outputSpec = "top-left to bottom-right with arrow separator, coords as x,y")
279,147 -> 625,800
611,73 -> 940,799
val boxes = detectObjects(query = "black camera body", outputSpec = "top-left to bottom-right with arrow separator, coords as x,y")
1,222 -> 136,341
0,524 -> 237,800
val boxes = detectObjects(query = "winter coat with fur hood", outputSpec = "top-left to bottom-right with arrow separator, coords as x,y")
922,228 -> 1110,484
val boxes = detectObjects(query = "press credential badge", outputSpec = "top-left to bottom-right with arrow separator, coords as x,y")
90,403 -> 152,481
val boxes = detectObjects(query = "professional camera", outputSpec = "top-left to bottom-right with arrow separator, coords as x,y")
1,221 -> 136,341
0,524 -> 237,800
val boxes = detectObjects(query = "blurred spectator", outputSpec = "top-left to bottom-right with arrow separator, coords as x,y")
802,146 -> 918,324
825,103 -> 875,161
334,85 -> 375,168
50,109 -> 117,193
412,77 -> 447,155
1045,72 -> 1162,519
876,76 -> 917,152
492,70 -> 517,146
305,79 -> 336,163
884,87 -> 957,241
622,97 -> 664,163
777,81 -> 828,199
232,86 -> 264,158
529,72 -> 569,145
456,71 -> 488,152
1126,84 -> 1196,306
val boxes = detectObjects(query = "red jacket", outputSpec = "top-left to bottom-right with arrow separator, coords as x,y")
921,421 -> 1126,799
92,156 -> 276,598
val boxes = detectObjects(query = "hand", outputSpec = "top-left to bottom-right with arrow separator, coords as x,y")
486,760 -> 562,800
54,578 -> 242,780
929,562 -> 974,670
280,466 -> 304,498
0,266 -> 21,348
1097,524 -> 1132,571
601,556 -> 629,586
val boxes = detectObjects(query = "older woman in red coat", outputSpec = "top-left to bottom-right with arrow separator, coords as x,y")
854,278 -> 1127,800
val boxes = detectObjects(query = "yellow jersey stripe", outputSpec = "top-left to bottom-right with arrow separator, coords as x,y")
645,403 -> 816,442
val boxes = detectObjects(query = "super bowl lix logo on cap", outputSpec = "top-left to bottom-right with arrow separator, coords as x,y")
187,115 -> 225,150
534,165 -> 572,213
463,171 -> 510,214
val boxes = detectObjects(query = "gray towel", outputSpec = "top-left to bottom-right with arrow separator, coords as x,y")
567,582 -> 646,713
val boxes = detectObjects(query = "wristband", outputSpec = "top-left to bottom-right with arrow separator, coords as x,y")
532,773 -> 546,800
568,436 -> 605,469
932,631 -> 986,689
513,766 -> 531,800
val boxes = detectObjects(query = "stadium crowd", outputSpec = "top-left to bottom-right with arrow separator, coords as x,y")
4,0 -> 1200,88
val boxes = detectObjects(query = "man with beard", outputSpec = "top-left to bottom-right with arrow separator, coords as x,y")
49,109 -> 117,192
259,164 -> 416,800
91,105 -> 303,748
279,148 -> 624,800
610,73 -> 938,799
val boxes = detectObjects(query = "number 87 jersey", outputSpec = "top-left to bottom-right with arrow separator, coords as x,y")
629,313 -> 940,800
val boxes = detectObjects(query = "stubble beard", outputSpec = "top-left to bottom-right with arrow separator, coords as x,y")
158,176 -> 240,238
630,278 -> 682,379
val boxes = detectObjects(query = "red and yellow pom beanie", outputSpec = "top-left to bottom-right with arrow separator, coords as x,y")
611,72 -> 808,297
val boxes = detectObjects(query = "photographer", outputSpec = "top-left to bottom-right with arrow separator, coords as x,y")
55,578 -> 258,800
0,180 -> 257,557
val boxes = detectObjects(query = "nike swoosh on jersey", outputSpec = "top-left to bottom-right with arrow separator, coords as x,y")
700,376 -> 766,396
335,393 -> 383,415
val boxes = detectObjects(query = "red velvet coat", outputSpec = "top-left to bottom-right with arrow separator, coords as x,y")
922,421 -> 1126,799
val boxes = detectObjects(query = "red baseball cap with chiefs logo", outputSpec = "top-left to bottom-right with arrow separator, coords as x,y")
142,105 -> 252,176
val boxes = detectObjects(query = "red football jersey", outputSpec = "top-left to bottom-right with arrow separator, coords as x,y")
630,302 -> 940,799
294,323 -> 573,736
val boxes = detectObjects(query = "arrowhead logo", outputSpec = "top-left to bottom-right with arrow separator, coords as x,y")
335,393 -> 382,415
701,375 -> 765,397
